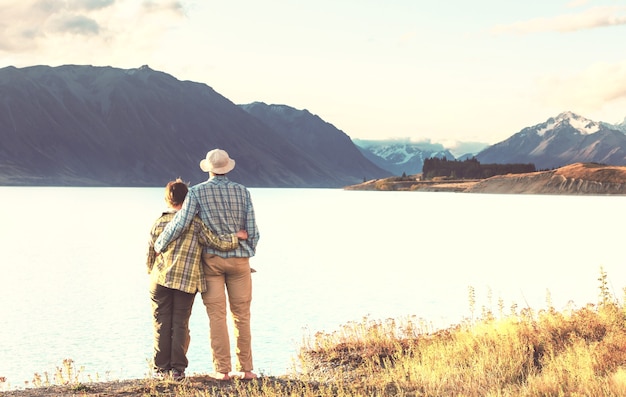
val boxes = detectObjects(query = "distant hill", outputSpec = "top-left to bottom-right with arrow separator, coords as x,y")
0,65 -> 390,187
465,163 -> 626,195
345,163 -> 626,195
476,112 -> 626,169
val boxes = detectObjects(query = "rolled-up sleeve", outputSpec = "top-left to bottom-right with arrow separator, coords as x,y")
245,192 -> 260,251
146,236 -> 157,273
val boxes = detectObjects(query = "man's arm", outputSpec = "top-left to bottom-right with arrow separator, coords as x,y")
154,192 -> 198,253
244,190 -> 260,251
196,219 -> 242,251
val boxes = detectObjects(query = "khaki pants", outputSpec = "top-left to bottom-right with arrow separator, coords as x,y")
150,282 -> 195,373
201,254 -> 253,373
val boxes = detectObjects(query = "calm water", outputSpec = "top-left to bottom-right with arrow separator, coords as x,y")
1,187 -> 625,387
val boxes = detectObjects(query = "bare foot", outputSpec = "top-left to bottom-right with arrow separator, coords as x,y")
228,371 -> 258,380
207,372 -> 230,381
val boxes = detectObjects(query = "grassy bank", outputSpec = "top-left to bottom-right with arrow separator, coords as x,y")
3,267 -> 626,396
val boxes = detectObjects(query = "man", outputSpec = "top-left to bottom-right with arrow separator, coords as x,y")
154,149 -> 260,381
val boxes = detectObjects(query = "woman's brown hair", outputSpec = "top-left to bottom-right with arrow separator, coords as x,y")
165,178 -> 188,207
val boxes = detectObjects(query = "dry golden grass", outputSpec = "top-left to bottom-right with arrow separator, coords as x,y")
555,163 -> 626,183
4,267 -> 626,396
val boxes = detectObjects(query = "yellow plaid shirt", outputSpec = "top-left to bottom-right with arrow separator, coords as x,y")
146,211 -> 239,294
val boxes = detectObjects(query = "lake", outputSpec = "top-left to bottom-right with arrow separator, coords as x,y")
1,187 -> 624,388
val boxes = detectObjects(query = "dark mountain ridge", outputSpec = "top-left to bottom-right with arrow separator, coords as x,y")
0,64 -> 390,187
239,102 -> 389,181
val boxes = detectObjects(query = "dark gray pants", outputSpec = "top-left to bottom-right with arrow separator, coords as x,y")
150,282 -> 195,373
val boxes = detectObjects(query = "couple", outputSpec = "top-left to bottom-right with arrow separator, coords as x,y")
146,149 -> 260,381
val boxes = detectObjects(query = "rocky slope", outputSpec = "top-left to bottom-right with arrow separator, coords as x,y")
465,163 -> 626,195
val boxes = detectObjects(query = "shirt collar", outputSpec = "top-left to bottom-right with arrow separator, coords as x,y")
209,174 -> 229,182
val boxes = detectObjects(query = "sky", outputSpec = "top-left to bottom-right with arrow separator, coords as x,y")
2,0 -> 626,151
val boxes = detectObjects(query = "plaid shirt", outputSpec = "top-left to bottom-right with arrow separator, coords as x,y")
147,211 -> 240,293
155,175 -> 259,258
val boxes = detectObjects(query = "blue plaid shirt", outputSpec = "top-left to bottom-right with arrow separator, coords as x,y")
155,175 -> 259,258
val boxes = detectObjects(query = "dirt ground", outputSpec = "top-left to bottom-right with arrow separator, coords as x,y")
0,375 -> 301,397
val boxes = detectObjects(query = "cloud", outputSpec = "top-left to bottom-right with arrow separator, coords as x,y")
48,14 -> 100,35
142,0 -> 183,13
492,6 -> 626,35
567,0 -> 591,8
0,0 -> 185,60
354,137 -> 489,157
397,30 -> 416,45
537,61 -> 626,113
440,140 -> 489,157
69,0 -> 115,10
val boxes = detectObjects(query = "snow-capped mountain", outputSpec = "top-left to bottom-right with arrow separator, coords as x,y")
476,111 -> 626,169
353,139 -> 456,175
602,117 -> 626,133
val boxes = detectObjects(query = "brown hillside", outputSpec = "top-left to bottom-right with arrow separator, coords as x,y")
554,162 -> 626,183
345,163 -> 626,195
465,163 -> 626,195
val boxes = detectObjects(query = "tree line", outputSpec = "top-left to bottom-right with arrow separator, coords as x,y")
422,157 -> 536,180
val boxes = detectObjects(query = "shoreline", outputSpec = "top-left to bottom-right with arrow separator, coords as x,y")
343,179 -> 480,192
344,163 -> 626,195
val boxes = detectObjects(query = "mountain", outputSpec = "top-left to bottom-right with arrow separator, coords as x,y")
602,117 -> 626,133
352,139 -> 456,175
239,102 -> 390,181
0,65 -> 389,187
476,111 -> 626,169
